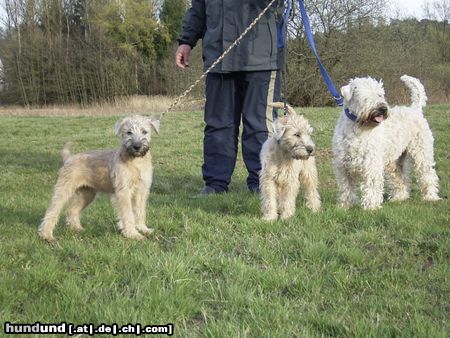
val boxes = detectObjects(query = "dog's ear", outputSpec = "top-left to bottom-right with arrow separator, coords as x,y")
148,117 -> 160,134
273,120 -> 286,141
340,85 -> 352,102
114,118 -> 127,136
285,104 -> 297,116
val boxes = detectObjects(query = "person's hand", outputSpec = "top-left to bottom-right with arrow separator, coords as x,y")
176,44 -> 192,69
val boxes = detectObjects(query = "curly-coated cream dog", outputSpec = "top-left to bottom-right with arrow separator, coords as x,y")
259,103 -> 321,221
332,75 -> 440,210
38,115 -> 160,242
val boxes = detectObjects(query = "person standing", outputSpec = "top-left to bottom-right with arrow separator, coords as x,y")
176,0 -> 285,195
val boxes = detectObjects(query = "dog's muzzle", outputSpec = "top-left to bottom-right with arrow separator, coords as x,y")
292,145 -> 315,160
127,142 -> 149,157
306,145 -> 315,155
370,105 -> 389,124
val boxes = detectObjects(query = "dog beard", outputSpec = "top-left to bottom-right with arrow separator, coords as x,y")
126,146 -> 149,157
293,153 -> 310,160
289,146 -> 310,160
364,105 -> 389,125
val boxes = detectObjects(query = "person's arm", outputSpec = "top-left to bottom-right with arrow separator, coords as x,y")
178,0 -> 206,48
176,0 -> 206,69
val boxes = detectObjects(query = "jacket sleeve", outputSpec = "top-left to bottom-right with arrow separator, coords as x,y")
177,0 -> 206,48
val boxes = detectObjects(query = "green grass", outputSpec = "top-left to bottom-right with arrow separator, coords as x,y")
0,105 -> 449,337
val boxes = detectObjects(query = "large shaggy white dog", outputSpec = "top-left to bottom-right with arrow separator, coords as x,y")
332,75 -> 440,210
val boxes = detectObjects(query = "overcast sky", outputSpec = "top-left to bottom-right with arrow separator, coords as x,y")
389,0 -> 428,19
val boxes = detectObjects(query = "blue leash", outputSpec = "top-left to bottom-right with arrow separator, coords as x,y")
278,0 -> 344,107
297,0 -> 343,106
278,0 -> 291,49
278,0 -> 291,115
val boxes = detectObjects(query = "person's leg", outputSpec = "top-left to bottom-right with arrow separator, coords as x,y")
241,70 -> 280,191
202,73 -> 241,193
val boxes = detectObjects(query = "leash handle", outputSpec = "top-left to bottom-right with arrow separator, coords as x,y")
297,0 -> 343,106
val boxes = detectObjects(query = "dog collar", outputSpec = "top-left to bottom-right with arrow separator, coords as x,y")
344,108 -> 358,122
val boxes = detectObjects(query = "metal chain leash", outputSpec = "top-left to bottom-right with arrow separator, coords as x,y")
159,0 -> 278,121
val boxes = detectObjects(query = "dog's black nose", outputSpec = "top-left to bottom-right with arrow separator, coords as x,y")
133,144 -> 142,151
378,106 -> 388,115
306,146 -> 314,154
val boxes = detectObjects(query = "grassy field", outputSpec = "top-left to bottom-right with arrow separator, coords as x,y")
0,105 -> 449,337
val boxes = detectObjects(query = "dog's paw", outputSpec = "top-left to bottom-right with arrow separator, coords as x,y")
116,221 -> 124,231
137,226 -> 155,236
66,216 -> 85,232
390,195 -> 409,202
69,225 -> 85,232
389,191 -> 410,202
307,200 -> 321,213
262,213 -> 278,222
362,204 -> 382,211
38,232 -> 57,244
338,199 -> 355,209
423,194 -> 441,202
122,230 -> 145,240
38,225 -> 57,243
280,210 -> 295,220
338,203 -> 351,209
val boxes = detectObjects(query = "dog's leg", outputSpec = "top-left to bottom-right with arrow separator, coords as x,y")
386,153 -> 411,201
334,164 -> 358,208
407,130 -> 440,201
260,176 -> 278,222
38,176 -> 77,242
360,160 -> 384,210
113,189 -> 144,240
65,187 -> 96,231
132,186 -> 154,236
299,157 -> 321,212
278,183 -> 299,220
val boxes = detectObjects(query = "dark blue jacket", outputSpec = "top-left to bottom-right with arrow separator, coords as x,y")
178,0 -> 284,72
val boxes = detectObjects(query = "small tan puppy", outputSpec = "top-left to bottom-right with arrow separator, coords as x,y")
259,103 -> 321,221
38,115 -> 160,242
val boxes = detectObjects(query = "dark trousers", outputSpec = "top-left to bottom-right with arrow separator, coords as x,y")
203,71 -> 280,192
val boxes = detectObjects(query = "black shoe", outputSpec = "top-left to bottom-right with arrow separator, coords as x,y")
191,186 -> 224,199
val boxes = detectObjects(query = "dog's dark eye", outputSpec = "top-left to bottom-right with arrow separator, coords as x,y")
126,131 -> 132,135
142,130 -> 148,135
294,133 -> 301,137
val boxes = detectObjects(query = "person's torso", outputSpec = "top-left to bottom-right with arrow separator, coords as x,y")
202,0 -> 281,72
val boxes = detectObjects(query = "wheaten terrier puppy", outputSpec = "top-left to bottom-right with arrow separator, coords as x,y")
38,115 -> 160,242
259,103 -> 321,221
333,75 -> 440,210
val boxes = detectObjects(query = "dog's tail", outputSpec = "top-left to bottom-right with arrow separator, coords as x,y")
400,75 -> 427,110
61,143 -> 72,162
269,102 -> 297,116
